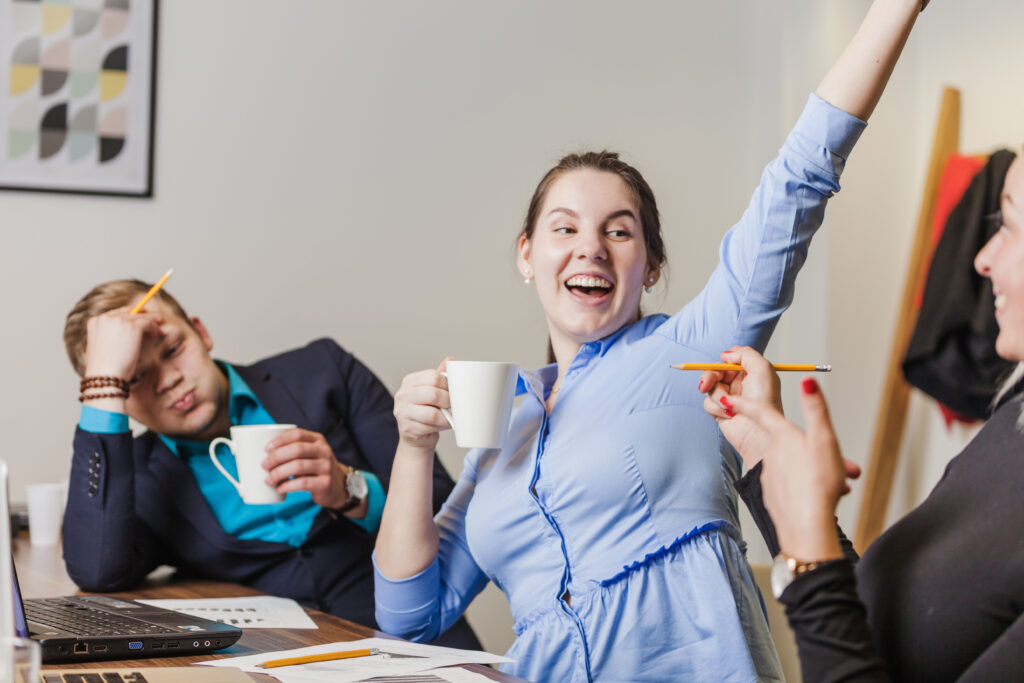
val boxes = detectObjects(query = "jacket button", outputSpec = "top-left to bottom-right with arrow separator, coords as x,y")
87,487 -> 98,497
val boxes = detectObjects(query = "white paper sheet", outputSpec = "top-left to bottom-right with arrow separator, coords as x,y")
197,637 -> 512,683
137,596 -> 318,629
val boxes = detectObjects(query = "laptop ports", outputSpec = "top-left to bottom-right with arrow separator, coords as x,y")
73,643 -> 88,654
151,642 -> 164,649
93,644 -> 108,652
128,641 -> 143,650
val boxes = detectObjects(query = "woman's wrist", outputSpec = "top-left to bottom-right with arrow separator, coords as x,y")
776,514 -> 844,562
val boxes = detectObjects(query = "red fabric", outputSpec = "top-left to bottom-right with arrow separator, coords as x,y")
916,154 -> 987,428
914,154 -> 987,309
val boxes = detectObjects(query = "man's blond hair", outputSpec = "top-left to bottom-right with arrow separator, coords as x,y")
64,279 -> 192,377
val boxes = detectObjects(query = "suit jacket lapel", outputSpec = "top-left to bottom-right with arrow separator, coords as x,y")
234,363 -> 313,430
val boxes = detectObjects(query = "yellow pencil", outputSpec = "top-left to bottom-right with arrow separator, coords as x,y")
129,268 -> 174,315
258,647 -> 379,669
671,363 -> 831,372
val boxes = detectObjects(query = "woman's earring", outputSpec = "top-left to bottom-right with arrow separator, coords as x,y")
644,276 -> 655,294
523,269 -> 532,285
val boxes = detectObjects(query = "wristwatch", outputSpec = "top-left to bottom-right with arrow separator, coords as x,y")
336,467 -> 368,514
770,552 -> 826,598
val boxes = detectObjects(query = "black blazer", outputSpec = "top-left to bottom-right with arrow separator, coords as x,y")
63,338 -> 460,634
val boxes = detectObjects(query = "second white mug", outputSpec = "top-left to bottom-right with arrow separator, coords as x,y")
208,424 -> 295,504
442,361 -> 518,449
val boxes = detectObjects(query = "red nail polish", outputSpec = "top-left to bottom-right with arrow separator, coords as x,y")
801,378 -> 819,395
720,396 -> 733,410
724,408 -> 735,418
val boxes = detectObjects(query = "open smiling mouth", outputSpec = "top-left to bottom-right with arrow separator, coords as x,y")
565,275 -> 614,300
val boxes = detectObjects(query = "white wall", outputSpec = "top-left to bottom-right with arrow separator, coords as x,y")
3,0 -> 1022,656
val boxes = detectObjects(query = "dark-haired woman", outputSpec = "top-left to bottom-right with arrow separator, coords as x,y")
375,1 -> 931,680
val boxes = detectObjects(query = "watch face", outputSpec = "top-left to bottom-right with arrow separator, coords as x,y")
347,469 -> 369,499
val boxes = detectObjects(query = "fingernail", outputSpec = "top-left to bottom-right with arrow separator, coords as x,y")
698,379 -> 705,392
724,408 -> 735,418
801,378 -> 819,395
720,396 -> 733,410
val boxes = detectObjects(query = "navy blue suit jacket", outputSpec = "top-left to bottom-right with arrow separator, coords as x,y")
63,339 -> 477,646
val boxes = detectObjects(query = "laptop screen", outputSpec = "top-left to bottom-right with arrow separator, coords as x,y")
12,563 -> 29,638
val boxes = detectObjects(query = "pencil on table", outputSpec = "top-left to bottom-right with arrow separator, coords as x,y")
130,268 -> 174,315
671,363 -> 831,372
258,647 -> 379,668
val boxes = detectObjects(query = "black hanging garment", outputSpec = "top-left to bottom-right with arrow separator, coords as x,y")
902,149 -> 1017,420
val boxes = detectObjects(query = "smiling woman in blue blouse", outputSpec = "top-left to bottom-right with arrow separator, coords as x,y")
375,1 -> 931,681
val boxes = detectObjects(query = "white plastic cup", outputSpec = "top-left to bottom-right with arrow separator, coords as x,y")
25,482 -> 66,547
208,424 -> 295,504
441,361 -> 519,449
0,637 -> 40,683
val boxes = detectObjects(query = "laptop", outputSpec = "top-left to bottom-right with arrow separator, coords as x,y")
2,463 -> 242,663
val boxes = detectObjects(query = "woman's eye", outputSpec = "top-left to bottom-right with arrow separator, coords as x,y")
607,229 -> 631,239
555,226 -> 575,234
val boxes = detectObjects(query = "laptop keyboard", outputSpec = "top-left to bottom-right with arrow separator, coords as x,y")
26,599 -> 177,637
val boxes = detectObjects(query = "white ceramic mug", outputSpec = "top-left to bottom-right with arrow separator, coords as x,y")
208,424 -> 295,504
25,482 -> 66,547
441,361 -> 518,449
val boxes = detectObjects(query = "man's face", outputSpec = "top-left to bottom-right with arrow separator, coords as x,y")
121,298 -> 229,441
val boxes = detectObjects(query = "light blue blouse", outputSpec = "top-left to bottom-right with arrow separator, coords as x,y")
374,94 -> 866,682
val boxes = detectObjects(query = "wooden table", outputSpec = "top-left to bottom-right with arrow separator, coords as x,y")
13,533 -> 521,681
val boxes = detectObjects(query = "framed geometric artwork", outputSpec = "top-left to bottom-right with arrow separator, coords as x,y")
0,0 -> 157,197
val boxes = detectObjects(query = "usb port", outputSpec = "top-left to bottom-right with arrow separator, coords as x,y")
128,641 -> 143,650
166,642 -> 179,649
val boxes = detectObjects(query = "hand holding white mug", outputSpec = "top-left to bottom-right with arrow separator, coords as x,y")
393,359 -> 453,454
262,428 -> 350,510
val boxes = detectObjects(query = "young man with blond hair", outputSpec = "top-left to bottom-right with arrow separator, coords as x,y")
62,279 -> 478,648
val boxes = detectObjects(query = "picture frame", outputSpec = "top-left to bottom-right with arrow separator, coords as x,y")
0,0 -> 158,197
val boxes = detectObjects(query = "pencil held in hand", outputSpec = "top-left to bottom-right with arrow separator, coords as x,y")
671,363 -> 831,372
130,267 -> 174,315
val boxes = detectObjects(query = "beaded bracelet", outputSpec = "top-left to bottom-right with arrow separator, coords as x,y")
80,375 -> 130,394
79,390 -> 129,403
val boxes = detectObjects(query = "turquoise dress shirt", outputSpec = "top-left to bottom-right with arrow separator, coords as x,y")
374,94 -> 866,682
79,361 -> 385,544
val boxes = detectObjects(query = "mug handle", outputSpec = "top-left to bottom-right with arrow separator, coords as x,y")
208,437 -> 244,494
439,371 -> 455,431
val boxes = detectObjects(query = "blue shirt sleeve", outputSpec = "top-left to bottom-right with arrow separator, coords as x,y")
349,471 -> 385,534
79,404 -> 130,434
373,453 -> 489,641
658,92 -> 867,355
